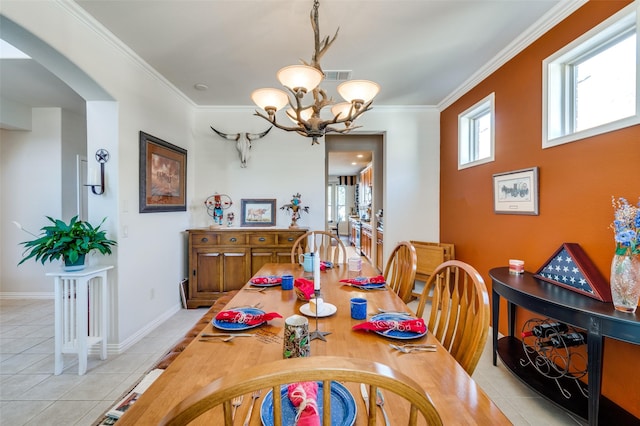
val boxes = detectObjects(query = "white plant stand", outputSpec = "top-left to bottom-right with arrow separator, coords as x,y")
46,265 -> 113,375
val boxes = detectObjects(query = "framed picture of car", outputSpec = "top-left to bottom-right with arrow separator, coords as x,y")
493,167 -> 539,215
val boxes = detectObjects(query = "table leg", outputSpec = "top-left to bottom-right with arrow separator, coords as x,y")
54,277 -> 63,375
491,289 -> 500,366
587,317 -> 603,426
100,273 -> 108,360
507,300 -> 516,337
77,277 -> 89,375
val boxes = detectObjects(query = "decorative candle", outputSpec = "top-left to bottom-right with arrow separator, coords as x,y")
283,315 -> 310,358
509,259 -> 524,274
313,251 -> 320,290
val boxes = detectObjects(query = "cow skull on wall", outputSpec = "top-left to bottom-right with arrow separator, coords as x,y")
210,126 -> 272,168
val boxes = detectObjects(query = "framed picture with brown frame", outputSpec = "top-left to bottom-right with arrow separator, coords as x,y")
139,131 -> 187,213
241,199 -> 276,226
492,166 -> 539,215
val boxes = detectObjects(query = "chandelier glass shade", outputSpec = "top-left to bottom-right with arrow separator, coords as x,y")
250,88 -> 289,114
251,0 -> 379,144
277,65 -> 323,95
337,80 -> 381,106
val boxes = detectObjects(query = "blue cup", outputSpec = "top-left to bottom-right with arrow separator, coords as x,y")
281,274 -> 294,290
350,297 -> 367,320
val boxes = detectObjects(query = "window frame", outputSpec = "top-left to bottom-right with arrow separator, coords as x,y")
542,2 -> 639,149
327,183 -> 347,224
458,93 -> 495,170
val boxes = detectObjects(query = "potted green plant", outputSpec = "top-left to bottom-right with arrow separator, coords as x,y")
18,216 -> 117,271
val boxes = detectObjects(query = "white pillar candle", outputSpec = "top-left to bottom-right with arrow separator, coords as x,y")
313,252 -> 320,290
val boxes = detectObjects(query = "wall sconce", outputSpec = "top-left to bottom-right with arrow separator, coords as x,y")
86,149 -> 109,195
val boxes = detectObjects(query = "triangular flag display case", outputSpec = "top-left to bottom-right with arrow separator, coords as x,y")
534,243 -> 612,302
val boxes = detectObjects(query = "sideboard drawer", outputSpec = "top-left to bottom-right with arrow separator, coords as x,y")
277,232 -> 303,245
219,233 -> 247,245
249,234 -> 276,245
191,233 -> 219,246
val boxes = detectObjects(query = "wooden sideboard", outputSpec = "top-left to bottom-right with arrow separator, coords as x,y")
186,228 -> 307,308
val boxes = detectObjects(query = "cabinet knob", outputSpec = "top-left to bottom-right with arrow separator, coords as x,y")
287,237 -> 294,242
259,237 -> 266,242
201,237 -> 208,243
229,237 -> 237,242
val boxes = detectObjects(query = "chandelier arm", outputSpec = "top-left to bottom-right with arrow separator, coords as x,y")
312,88 -> 334,111
325,125 -> 362,134
340,99 -> 375,123
253,110 -> 304,133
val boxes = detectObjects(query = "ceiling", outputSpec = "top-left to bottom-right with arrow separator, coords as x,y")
1,0 -> 570,174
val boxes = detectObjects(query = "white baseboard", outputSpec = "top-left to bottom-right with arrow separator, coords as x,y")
106,303 -> 182,354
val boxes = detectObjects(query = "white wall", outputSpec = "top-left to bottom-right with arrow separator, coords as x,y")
193,106 -> 441,265
191,108 -> 326,231
349,107 -> 441,261
61,108 -> 86,219
1,108 -> 63,296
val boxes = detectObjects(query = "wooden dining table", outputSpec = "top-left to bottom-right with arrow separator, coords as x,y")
117,263 -> 510,425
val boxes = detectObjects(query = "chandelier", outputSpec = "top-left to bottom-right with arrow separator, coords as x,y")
251,0 -> 380,145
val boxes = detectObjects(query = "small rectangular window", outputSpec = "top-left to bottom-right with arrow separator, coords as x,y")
458,93 -> 495,170
543,3 -> 639,148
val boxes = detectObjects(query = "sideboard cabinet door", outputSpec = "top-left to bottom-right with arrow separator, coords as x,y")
187,228 -> 307,308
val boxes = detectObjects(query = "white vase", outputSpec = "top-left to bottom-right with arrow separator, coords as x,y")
610,253 -> 640,313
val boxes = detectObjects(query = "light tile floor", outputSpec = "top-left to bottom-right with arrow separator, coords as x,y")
1,290 -> 587,425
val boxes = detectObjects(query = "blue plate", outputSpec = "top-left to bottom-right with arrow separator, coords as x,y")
260,381 -> 356,426
250,275 -> 282,287
212,307 -> 266,331
345,278 -> 386,290
370,313 -> 427,340
358,282 -> 386,290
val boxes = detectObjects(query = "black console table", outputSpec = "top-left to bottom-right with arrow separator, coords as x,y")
490,267 -> 640,426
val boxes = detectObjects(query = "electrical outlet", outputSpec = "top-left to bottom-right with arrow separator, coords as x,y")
122,225 -> 129,238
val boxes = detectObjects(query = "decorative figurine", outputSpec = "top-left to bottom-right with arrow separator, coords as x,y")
226,212 -> 235,227
205,193 -> 233,226
280,193 -> 310,228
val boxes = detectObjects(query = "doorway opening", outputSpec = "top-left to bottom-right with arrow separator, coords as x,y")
325,134 -> 384,270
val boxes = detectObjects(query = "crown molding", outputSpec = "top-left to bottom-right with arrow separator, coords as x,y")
55,0 -> 196,107
438,0 -> 588,111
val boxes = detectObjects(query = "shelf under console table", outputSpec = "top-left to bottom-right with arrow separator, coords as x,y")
489,267 -> 640,426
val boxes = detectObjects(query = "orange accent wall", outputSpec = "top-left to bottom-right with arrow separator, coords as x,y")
440,0 -> 640,417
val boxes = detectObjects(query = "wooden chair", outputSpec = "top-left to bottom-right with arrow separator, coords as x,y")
414,260 -> 490,375
159,356 -> 443,426
383,241 -> 417,303
290,230 -> 347,265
